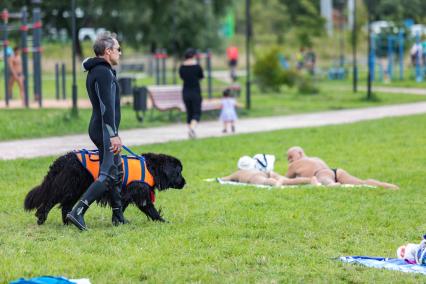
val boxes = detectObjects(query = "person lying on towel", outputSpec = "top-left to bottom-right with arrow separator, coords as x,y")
220,155 -> 319,186
285,146 -> 399,189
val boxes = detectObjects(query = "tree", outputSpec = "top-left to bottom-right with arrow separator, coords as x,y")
6,0 -> 232,58
279,0 -> 325,47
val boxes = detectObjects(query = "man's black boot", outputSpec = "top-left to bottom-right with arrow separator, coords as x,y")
66,180 -> 108,231
66,200 -> 89,231
111,184 -> 129,226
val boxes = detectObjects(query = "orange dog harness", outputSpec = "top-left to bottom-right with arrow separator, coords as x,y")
74,149 -> 156,201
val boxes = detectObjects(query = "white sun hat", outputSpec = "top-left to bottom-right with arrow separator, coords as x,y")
237,156 -> 256,170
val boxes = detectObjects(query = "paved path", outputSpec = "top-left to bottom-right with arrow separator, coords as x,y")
2,101 -> 426,160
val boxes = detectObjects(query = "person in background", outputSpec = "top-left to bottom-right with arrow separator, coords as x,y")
219,88 -> 238,134
285,146 -> 399,189
179,48 -> 204,139
226,45 -> 239,81
7,46 -> 25,104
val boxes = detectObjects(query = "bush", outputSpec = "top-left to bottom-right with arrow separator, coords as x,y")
253,46 -> 319,95
253,47 -> 286,92
297,76 -> 319,95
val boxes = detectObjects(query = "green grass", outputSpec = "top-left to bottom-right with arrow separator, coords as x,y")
1,114 -> 425,282
2,79 -> 426,141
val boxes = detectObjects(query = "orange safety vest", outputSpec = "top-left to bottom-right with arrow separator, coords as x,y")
74,150 -> 156,201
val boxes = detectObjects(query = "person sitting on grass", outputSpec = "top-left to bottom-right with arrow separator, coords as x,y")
220,156 -> 319,187
285,146 -> 399,190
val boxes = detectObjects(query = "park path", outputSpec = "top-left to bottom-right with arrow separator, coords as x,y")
1,101 -> 426,160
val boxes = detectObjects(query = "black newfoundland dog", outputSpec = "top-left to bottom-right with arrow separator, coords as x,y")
24,151 -> 185,225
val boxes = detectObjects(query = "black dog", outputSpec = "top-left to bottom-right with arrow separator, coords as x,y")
24,152 -> 185,225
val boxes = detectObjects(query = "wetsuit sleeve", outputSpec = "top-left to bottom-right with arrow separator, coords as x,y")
198,65 -> 204,80
94,67 -> 118,137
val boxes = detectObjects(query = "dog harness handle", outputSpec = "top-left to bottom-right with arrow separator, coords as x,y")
122,145 -> 141,158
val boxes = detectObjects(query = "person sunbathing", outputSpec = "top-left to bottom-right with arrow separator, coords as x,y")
285,146 -> 399,190
220,156 -> 319,186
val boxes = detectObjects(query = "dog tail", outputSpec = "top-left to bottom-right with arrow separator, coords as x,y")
24,153 -> 70,211
24,186 -> 44,211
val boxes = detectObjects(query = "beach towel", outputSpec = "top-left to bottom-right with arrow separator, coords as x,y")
207,178 -> 377,189
338,256 -> 426,275
10,276 -> 91,284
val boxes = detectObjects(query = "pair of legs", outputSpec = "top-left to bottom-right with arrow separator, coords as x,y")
183,95 -> 202,139
229,60 -> 237,82
222,170 -> 318,187
8,74 -> 24,103
222,120 -> 235,133
315,168 -> 399,190
67,129 -> 126,230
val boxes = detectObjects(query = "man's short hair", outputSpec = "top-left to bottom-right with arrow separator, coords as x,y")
13,46 -> 20,53
93,31 -> 117,56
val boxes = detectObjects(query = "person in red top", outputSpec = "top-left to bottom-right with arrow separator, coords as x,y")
226,45 -> 239,81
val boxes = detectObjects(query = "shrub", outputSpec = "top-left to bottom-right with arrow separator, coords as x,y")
253,47 -> 285,92
297,76 -> 319,95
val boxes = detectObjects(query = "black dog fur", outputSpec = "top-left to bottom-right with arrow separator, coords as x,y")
24,152 -> 185,225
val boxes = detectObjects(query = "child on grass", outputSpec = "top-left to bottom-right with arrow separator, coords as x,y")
219,88 -> 238,133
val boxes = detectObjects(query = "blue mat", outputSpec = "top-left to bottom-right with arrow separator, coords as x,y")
339,256 -> 426,275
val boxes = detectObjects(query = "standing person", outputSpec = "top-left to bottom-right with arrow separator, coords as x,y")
7,46 -> 25,104
219,88 -> 238,133
67,31 -> 127,230
179,48 -> 204,139
296,47 -> 305,70
305,47 -> 316,75
226,45 -> 239,81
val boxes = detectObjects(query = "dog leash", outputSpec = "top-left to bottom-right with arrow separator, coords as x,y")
122,145 -> 142,158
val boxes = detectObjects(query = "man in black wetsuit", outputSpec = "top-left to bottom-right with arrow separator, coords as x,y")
67,31 -> 126,230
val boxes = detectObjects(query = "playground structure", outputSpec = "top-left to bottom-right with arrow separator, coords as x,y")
369,31 -> 405,82
1,5 -> 43,107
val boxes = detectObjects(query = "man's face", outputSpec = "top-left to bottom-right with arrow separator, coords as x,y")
106,39 -> 121,66
287,149 -> 302,163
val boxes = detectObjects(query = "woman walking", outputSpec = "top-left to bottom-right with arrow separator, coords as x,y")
179,48 -> 204,138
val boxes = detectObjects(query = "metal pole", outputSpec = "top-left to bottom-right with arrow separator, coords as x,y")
352,0 -> 357,92
32,3 -> 42,107
399,30 -> 404,80
55,63 -> 59,100
71,0 -> 78,113
245,0 -> 251,110
206,49 -> 212,99
155,49 -> 160,85
21,7 -> 29,107
367,6 -> 372,100
162,48 -> 166,85
62,63 -> 66,99
339,5 -> 344,67
2,9 -> 10,106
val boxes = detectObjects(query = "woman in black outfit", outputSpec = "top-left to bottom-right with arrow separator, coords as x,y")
179,48 -> 204,138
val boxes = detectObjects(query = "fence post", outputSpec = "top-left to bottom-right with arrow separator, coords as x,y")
32,5 -> 42,106
55,63 -> 59,100
20,7 -> 29,107
61,63 -> 66,99
2,9 -> 10,106
206,49 -> 212,98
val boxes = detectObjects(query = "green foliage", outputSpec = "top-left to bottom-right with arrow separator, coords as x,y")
297,75 -> 319,95
1,114 -> 426,282
279,0 -> 325,47
253,47 -> 285,91
7,0 -> 233,57
2,80 -> 426,141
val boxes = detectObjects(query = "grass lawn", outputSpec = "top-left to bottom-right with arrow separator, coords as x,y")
2,79 -> 426,141
0,114 -> 425,283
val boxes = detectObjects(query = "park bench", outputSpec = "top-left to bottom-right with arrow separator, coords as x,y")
147,85 -> 224,120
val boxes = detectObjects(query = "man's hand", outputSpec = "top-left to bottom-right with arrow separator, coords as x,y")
110,136 -> 122,153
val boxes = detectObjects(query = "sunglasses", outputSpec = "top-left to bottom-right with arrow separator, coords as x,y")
111,47 -> 121,53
